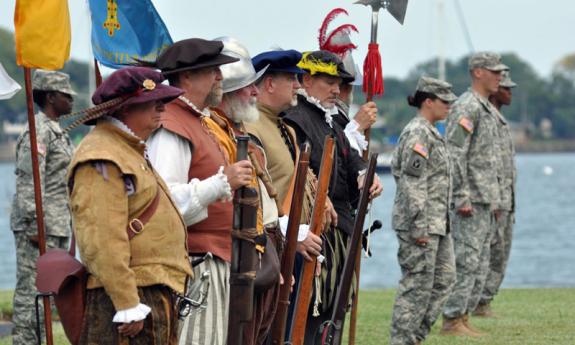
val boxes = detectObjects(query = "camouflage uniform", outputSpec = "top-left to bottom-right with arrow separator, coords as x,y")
481,72 -> 517,305
10,71 -> 75,344
390,77 -> 457,345
442,53 -> 508,319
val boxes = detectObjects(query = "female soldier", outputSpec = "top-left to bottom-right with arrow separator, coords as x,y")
389,76 -> 458,345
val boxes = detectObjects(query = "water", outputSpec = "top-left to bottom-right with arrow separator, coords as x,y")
0,154 -> 574,289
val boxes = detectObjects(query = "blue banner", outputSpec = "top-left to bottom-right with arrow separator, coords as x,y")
88,0 -> 172,69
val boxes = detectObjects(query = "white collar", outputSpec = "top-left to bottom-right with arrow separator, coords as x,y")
297,89 -> 338,128
179,95 -> 212,117
102,116 -> 145,144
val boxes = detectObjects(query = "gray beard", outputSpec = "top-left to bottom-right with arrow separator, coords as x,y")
224,96 -> 260,123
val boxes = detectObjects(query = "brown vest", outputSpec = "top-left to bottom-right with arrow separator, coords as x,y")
160,99 -> 233,262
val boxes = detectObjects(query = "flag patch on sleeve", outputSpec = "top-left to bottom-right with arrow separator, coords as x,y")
459,117 -> 474,133
412,143 -> 429,159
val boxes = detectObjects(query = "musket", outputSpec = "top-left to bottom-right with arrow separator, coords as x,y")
270,142 -> 311,345
349,2 -> 408,343
320,153 -> 378,345
289,135 -> 336,345
227,136 -> 259,345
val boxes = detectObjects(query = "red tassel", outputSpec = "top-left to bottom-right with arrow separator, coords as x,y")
362,43 -> 384,98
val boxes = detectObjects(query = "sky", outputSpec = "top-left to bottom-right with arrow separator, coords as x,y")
1,0 -> 574,79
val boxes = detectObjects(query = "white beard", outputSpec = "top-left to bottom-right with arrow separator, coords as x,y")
225,96 -> 260,123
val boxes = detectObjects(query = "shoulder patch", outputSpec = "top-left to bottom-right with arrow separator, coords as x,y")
37,143 -> 47,156
412,143 -> 429,159
459,117 -> 474,133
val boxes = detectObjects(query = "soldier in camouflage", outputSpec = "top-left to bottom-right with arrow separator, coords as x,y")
390,76 -> 457,345
10,70 -> 75,344
440,52 -> 508,337
475,71 -> 518,317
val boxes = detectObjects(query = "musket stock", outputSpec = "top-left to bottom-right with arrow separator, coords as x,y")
228,136 -> 259,345
321,154 -> 378,345
270,142 -> 311,345
289,136 -> 336,345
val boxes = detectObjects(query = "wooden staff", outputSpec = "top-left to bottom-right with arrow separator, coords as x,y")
23,67 -> 54,345
270,142 -> 311,345
289,136 -> 335,345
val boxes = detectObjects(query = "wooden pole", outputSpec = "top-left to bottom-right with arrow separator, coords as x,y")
23,67 -> 54,345
94,59 -> 102,88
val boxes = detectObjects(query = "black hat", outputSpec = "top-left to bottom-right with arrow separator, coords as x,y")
297,50 -> 354,83
157,38 -> 240,75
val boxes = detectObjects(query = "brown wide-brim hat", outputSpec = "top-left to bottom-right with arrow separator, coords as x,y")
157,38 -> 240,76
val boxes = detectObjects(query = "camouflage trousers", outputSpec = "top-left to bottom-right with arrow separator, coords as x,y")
12,231 -> 69,345
390,232 -> 456,345
443,203 -> 494,319
481,211 -> 515,304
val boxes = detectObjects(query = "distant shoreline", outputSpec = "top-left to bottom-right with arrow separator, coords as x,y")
1,140 -> 574,162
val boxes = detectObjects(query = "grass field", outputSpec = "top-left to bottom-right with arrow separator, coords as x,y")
1,288 -> 574,344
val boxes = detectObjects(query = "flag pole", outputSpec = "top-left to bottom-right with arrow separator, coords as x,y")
94,58 -> 102,87
23,67 -> 54,345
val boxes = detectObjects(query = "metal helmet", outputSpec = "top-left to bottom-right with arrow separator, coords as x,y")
330,31 -> 363,86
214,36 -> 269,93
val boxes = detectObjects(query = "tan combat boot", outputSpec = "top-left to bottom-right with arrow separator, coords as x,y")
473,302 -> 498,318
440,316 -> 480,337
462,313 -> 484,336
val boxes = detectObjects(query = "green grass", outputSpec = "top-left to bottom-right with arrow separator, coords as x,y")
1,289 -> 574,344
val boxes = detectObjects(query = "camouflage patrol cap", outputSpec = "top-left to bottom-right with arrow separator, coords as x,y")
32,70 -> 77,95
416,76 -> 458,103
499,70 -> 517,88
468,52 -> 509,72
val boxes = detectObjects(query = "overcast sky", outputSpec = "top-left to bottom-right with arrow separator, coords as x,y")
1,0 -> 573,79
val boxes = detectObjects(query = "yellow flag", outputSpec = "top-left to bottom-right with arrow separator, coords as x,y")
14,0 -> 71,70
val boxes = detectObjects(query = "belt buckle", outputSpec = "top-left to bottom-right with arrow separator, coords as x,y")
129,218 -> 145,235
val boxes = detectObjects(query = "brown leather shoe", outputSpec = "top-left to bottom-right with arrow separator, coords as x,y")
440,316 -> 481,337
462,313 -> 484,336
473,302 -> 498,318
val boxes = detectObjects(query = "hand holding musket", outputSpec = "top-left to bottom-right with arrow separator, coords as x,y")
289,135 -> 336,345
319,154 -> 378,345
228,136 -> 259,345
271,142 -> 311,345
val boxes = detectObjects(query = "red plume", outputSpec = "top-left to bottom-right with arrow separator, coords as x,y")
323,24 -> 358,57
318,8 -> 349,48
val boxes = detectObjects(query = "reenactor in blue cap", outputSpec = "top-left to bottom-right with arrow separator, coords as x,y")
476,71 -> 518,318
10,70 -> 75,345
245,50 -> 325,263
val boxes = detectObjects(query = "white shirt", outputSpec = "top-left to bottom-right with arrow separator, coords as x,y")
147,128 -> 232,227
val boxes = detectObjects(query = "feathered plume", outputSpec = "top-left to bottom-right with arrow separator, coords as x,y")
62,97 -> 126,133
318,8 -> 358,59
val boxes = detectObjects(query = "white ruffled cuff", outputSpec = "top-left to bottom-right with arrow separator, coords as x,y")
345,120 -> 368,151
196,166 -> 232,204
278,215 -> 310,242
112,303 -> 151,323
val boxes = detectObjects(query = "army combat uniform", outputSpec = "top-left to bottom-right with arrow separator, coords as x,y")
442,85 -> 505,319
10,70 -> 76,345
390,77 -> 457,345
481,72 -> 518,307
10,110 -> 74,344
